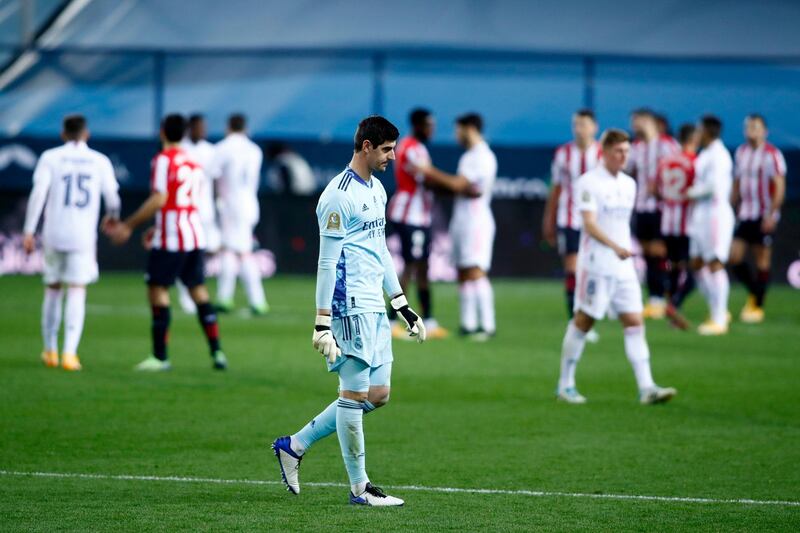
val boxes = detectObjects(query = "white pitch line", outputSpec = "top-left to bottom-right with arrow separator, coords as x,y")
1,470 -> 799,508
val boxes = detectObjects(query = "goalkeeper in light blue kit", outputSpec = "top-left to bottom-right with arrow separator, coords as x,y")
272,116 -> 426,507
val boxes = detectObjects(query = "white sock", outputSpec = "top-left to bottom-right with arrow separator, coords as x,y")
711,269 -> 729,326
41,287 -> 63,352
217,251 -> 238,304
624,325 -> 655,390
176,280 -> 197,313
63,287 -> 86,355
696,266 -> 712,303
352,481 -> 368,495
558,321 -> 586,390
239,254 -> 266,309
474,276 -> 496,334
459,280 -> 479,332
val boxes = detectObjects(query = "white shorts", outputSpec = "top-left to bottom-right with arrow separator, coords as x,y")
202,218 -> 222,254
450,220 -> 496,271
574,270 -> 643,320
689,208 -> 734,263
219,213 -> 257,253
43,248 -> 98,285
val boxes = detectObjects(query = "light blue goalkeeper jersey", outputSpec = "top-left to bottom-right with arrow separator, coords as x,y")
316,166 -> 400,318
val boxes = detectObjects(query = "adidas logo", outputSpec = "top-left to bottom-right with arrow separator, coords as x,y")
362,203 -> 369,212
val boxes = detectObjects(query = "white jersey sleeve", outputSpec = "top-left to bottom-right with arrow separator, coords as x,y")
99,154 -> 121,217
23,152 -> 55,235
576,176 -> 598,214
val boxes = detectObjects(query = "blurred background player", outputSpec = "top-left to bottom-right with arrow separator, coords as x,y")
556,129 -> 676,405
177,113 -> 219,314
386,108 -> 449,339
654,123 -> 698,330
22,114 -> 120,371
628,109 -> 680,319
212,114 -> 267,315
729,114 -> 787,323
272,115 -> 424,506
265,142 -> 316,196
107,114 -> 226,371
687,115 -> 734,336
448,113 -> 497,340
542,108 -> 601,343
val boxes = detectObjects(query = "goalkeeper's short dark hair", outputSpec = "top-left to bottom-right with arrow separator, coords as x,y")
354,115 -> 399,152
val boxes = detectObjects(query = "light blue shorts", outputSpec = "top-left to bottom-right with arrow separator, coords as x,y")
330,312 -> 393,370
337,356 -> 393,392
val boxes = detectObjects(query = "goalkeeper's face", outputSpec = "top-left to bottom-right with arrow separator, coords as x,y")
366,140 -> 397,173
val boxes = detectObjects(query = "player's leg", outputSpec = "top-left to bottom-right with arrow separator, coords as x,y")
337,357 -> 403,506
665,237 -> 693,330
556,309 -> 594,404
41,280 -> 63,368
703,259 -> 730,334
40,249 -> 66,367
182,250 -> 226,369
175,280 -> 197,314
216,248 -> 238,312
729,227 -> 758,320
61,284 -> 86,371
557,270 -> 605,403
59,250 -> 98,371
558,227 -> 579,319
618,310 -> 677,404
642,239 -> 668,318
239,252 -> 268,315
751,242 -> 772,312
614,277 -> 676,403
136,250 -> 177,371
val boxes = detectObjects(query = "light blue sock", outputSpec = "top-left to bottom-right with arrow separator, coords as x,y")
292,400 -> 337,454
336,397 -> 367,486
292,399 -> 378,454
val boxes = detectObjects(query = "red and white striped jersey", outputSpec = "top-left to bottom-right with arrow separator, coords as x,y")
627,135 -> 680,213
150,147 -> 206,252
387,136 -> 434,227
734,142 -> 787,220
656,151 -> 695,236
551,140 -> 602,230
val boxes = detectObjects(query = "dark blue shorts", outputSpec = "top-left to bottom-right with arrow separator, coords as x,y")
392,222 -> 432,263
557,227 -> 580,256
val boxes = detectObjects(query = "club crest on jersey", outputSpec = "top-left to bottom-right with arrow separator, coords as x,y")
326,212 -> 341,230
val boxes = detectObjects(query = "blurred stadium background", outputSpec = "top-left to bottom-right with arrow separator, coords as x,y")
1,0 -> 799,283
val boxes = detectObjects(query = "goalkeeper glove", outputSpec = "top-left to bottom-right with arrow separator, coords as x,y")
390,294 -> 427,343
312,315 -> 341,363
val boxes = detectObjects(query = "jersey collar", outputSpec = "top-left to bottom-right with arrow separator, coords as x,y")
345,166 -> 373,188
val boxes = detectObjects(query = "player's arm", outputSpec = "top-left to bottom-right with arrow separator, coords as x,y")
763,152 -> 787,233
542,184 -> 560,246
577,182 -> 631,259
100,157 -> 122,231
730,177 -> 740,207
686,164 -> 714,201
416,164 -> 478,196
109,191 -> 167,245
313,233 -> 345,362
581,211 -> 632,260
381,240 -> 426,342
22,155 -> 53,254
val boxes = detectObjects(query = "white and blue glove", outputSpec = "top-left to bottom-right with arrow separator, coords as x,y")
312,315 -> 341,363
390,294 -> 427,343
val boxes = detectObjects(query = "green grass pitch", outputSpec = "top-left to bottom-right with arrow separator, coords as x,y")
1,274 -> 799,531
